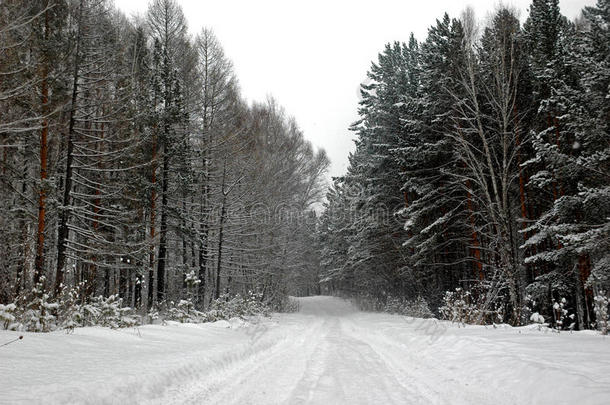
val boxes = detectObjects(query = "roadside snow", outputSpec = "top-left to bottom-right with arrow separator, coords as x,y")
0,317 -> 265,404
1,296 -> 608,404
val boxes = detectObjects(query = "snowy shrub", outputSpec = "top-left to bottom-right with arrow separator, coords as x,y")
5,280 -> 137,331
22,298 -> 58,332
184,270 -> 201,299
270,295 -> 299,313
529,312 -> 548,331
57,294 -> 140,329
148,304 -> 160,324
56,282 -> 88,330
384,296 -> 402,313
439,289 -> 468,323
3,285 -> 270,331
19,279 -> 59,332
184,270 -> 201,287
209,294 -> 239,319
89,295 -> 140,328
0,303 -> 19,330
244,291 -> 269,316
350,293 -> 385,312
2,280 -> 141,332
403,297 -> 434,318
530,312 -> 545,324
593,291 -> 609,335
382,296 -> 434,318
439,287 -> 503,325
165,299 -> 206,323
351,294 -> 433,318
209,291 -> 270,319
552,298 -> 574,331
159,291 -> 271,324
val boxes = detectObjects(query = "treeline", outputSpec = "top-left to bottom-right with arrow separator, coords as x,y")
318,0 -> 609,329
0,0 -> 328,310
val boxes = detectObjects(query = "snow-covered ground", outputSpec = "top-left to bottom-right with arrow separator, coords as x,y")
1,296 -> 609,404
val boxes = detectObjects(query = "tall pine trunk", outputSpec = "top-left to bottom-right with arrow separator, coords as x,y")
34,6 -> 49,286
55,0 -> 83,295
198,150 -> 208,305
214,161 -> 227,300
156,138 -> 169,302
147,133 -> 157,308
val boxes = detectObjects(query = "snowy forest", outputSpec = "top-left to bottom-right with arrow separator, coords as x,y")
1,0 -> 610,403
0,0 -> 329,329
0,0 -> 609,335
319,0 -> 609,330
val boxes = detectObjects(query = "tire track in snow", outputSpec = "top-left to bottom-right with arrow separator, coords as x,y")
153,314 -> 328,404
286,315 -> 426,405
340,315 -> 514,405
172,297 -> 434,405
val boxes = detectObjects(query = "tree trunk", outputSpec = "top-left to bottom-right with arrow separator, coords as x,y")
55,0 -> 84,296
34,7 -> 49,286
215,162 -> 228,300
198,147 -> 209,305
156,140 -> 169,302
16,161 -> 28,295
215,198 -> 227,300
181,195 -> 188,291
147,134 -> 157,308
577,254 -> 592,329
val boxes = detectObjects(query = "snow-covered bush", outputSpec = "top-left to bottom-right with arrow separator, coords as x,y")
530,312 -> 545,324
88,295 -> 140,328
57,294 -> 140,329
165,299 -> 206,323
382,296 -> 434,318
20,279 -> 59,332
270,295 -> 300,313
439,287 -> 503,325
350,294 -> 433,318
209,291 -> 270,319
403,297 -> 434,318
2,285 -> 270,331
522,294 -> 575,330
184,270 -> 201,299
593,291 -> 609,335
552,297 -> 575,331
439,288 -> 468,323
384,296 -> 403,314
0,303 -> 18,330
350,293 -> 385,312
2,280 -> 141,332
160,291 -> 271,324
529,312 -> 548,331
56,282 -> 88,330
148,304 -> 160,324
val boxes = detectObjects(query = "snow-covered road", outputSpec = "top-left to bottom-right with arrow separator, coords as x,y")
2,296 -> 609,404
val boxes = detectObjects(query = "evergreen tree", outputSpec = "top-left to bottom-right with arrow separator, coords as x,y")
523,0 -> 610,329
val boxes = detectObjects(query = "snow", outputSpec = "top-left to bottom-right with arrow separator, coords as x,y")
530,312 -> 545,324
1,296 -> 609,404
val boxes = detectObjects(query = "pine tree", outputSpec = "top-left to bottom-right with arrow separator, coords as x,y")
398,15 -> 472,306
146,0 -> 188,303
523,0 -> 610,329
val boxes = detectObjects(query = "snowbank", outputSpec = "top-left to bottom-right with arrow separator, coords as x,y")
0,317 -> 270,404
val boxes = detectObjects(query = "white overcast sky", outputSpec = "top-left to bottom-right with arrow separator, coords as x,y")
114,0 -> 595,179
